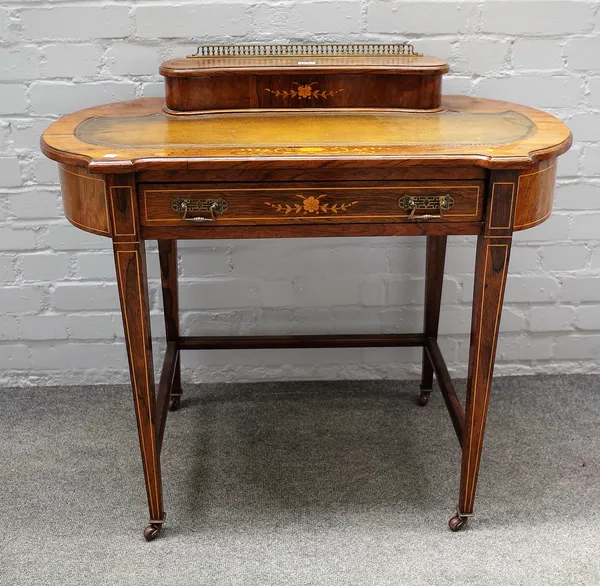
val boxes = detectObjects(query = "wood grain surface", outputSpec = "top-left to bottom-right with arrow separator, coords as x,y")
420,235 -> 447,395
140,180 -> 484,226
109,173 -> 165,532
40,69 -> 573,536
458,169 -> 518,517
59,164 -> 111,236
514,157 -> 557,230
164,73 -> 443,112
41,96 -> 572,173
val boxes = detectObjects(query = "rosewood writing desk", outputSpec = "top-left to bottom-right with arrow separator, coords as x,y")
41,45 -> 572,540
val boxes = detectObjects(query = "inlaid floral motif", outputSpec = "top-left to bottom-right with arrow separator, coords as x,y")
302,196 -> 321,212
264,194 -> 359,215
264,82 -> 344,100
297,84 -> 314,98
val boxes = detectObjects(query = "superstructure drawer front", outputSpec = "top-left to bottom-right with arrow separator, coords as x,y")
139,181 -> 484,226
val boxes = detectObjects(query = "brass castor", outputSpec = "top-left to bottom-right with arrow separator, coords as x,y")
143,523 -> 161,541
448,514 -> 468,532
169,396 -> 181,411
418,391 -> 430,407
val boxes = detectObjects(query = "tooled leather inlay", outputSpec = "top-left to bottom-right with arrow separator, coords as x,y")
75,110 -> 536,152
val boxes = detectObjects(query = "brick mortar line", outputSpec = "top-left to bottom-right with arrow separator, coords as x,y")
1,1 -> 599,383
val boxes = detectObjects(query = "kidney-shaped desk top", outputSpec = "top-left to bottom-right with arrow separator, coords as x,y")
41,95 -> 571,540
42,95 -> 570,171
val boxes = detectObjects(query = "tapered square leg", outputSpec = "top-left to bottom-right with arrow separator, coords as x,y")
108,174 -> 165,540
158,240 -> 182,411
114,241 -> 165,540
451,171 -> 518,531
419,235 -> 447,406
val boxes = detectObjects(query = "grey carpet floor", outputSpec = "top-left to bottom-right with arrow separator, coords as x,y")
1,375 -> 600,585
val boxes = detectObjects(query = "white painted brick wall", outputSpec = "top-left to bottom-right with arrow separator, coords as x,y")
1,0 -> 599,387
20,6 -> 132,40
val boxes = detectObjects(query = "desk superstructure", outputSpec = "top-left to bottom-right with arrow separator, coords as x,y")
41,45 -> 572,540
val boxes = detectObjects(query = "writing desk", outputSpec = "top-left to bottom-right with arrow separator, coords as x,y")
41,94 -> 571,540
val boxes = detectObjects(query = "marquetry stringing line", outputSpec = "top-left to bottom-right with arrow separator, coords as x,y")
513,162 -> 556,230
63,214 -> 111,237
61,165 -> 104,183
60,166 -> 111,235
518,161 -> 556,179
465,177 -> 516,506
115,249 -> 161,516
143,185 -> 481,221
513,210 -> 552,231
471,245 -> 510,508
464,242 -> 510,509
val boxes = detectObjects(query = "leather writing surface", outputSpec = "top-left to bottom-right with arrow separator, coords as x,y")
41,96 -> 572,171
75,110 -> 535,152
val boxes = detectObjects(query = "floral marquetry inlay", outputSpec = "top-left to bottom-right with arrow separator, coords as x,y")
264,82 -> 344,100
264,194 -> 359,215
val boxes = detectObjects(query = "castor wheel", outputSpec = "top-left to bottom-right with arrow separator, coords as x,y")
143,523 -> 161,541
418,391 -> 430,407
448,514 -> 468,532
169,396 -> 181,411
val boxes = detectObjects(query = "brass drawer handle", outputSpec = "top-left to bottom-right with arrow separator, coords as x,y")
399,194 -> 455,220
171,198 -> 229,223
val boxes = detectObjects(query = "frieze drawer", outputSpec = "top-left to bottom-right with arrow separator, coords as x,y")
139,181 -> 484,226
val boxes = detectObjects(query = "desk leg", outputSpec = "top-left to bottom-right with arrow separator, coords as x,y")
419,235 -> 447,406
114,241 -> 165,541
158,240 -> 182,411
450,172 -> 517,531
